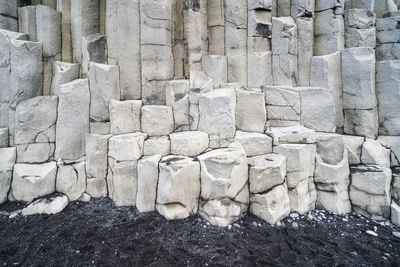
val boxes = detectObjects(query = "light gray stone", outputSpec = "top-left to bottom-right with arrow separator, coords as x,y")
16,143 -> 55,163
9,162 -> 57,202
106,0 -> 141,100
314,9 -> 344,55
109,99 -> 142,135
296,17 -> 314,86
70,0 -> 99,63
377,136 -> 400,166
392,201 -> 400,227
266,125 -> 316,145
86,178 -> 108,198
0,0 -> 17,31
344,108 -> 379,139
21,194 -> 69,216
51,61 -> 80,96
82,34 -> 107,76
56,161 -> 86,201
18,6 -> 37,41
57,0 -> 73,62
361,138 -> 391,168
235,88 -> 266,133
143,136 -> 170,156
141,106 -> 174,136
248,153 -> 286,194
202,55 -> 227,87
310,52 -> 344,129
156,155 -> 201,220
264,86 -> 301,123
55,79 -> 90,160
198,143 -> 249,226
291,0 -> 315,18
88,63 -> 120,133
376,60 -> 400,135
36,5 -> 61,58
342,135 -> 365,165
86,134 -> 110,180
170,131 -> 209,157
107,158 -> 137,206
350,165 -> 392,220
272,17 -> 298,86
250,184 -> 291,224
0,172 -> 12,204
0,128 -> 7,147
108,133 -> 146,162
198,89 -> 236,148
234,131 -> 272,157
165,79 -> 190,132
137,154 -> 161,213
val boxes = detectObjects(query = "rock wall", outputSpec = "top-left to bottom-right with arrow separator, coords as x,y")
1,0 -> 400,227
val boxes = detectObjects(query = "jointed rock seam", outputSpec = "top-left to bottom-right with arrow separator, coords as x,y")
0,0 -> 400,227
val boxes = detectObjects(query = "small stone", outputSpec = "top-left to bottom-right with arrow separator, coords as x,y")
234,223 -> 241,228
9,213 -> 18,219
366,230 -> 378,237
292,222 -> 299,228
392,232 -> 400,239
276,221 -> 282,227
290,213 -> 299,218
252,221 -> 258,227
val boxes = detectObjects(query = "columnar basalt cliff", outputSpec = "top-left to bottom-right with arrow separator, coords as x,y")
1,0 -> 400,227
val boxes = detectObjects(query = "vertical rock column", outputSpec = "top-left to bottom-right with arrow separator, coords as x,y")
314,0 -> 344,55
208,0 -> 225,55
57,0 -> 72,62
141,0 -> 174,104
344,8 -> 376,48
376,17 -> 400,62
342,47 -> 378,138
70,0 -> 99,64
172,0 -> 185,77
0,30 -> 28,135
184,0 -> 208,75
36,5 -> 61,96
376,60 -> 400,135
225,0 -> 247,84
18,5 -> 37,41
272,17 -> 298,86
9,37 -> 43,146
292,0 -> 315,86
106,0 -> 141,100
247,1 -> 273,87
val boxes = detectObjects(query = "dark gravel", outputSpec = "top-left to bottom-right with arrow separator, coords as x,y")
1,198 -> 400,266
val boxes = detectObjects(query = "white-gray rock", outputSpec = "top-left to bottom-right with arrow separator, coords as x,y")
107,158 -> 137,206
18,6 -> 37,41
198,89 -> 236,148
202,55 -> 228,87
248,153 -> 286,194
51,61 -> 80,96
342,135 -> 365,165
0,147 -> 16,204
55,79 -> 90,160
288,177 -> 317,214
82,34 -> 107,76
137,154 -> 161,213
391,201 -> 400,227
15,96 -> 58,145
9,162 -> 57,202
296,17 -> 314,86
234,131 -> 272,157
350,165 -> 392,220
88,63 -> 120,132
109,99 -> 142,135
361,138 -> 391,168
267,125 -> 316,145
86,134 -> 110,180
141,106 -> 174,136
377,136 -> 400,166
21,194 -> 69,216
170,131 -> 209,157
376,60 -> 400,135
198,143 -> 249,226
16,143 -> 55,163
108,133 -> 146,162
165,79 -> 190,132
36,4 -> 61,58
272,17 -> 298,86
250,184 -> 291,224
235,88 -> 266,133
56,161 -> 86,201
264,86 -> 301,124
143,136 -> 171,156
314,9 -> 344,55
156,155 -> 201,220
344,108 -> 379,139
0,128 -> 8,148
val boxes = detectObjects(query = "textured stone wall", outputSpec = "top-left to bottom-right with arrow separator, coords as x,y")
1,0 -> 400,227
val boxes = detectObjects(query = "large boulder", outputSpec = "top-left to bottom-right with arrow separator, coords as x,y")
350,165 -> 392,220
9,162 -> 57,202
198,143 -> 249,226
156,155 -> 201,220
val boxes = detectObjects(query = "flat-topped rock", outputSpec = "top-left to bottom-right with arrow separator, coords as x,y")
108,133 -> 147,162
21,194 -> 69,216
234,131 -> 273,157
141,106 -> 174,136
143,136 -> 171,156
267,125 -> 316,145
170,131 -> 209,157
